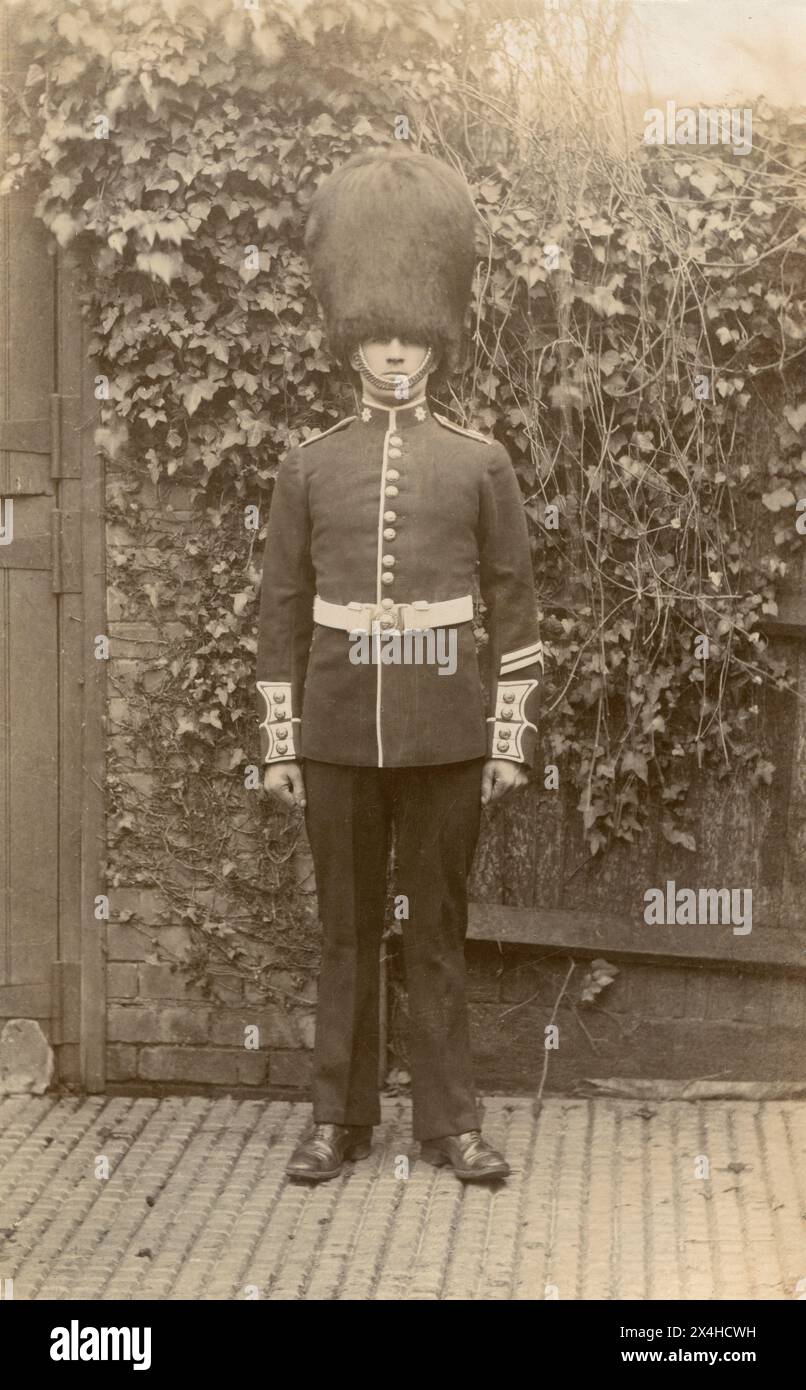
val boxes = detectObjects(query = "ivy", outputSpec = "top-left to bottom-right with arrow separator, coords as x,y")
3,0 -> 805,997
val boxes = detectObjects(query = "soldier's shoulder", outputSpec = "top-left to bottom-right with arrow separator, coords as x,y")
433,411 -> 494,446
297,415 -> 356,450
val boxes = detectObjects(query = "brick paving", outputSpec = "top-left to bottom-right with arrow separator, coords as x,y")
0,1093 -> 803,1300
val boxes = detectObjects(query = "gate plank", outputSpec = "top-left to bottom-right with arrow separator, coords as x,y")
467,902 -> 804,969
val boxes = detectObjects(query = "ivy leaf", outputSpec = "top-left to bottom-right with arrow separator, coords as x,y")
784,402 -> 806,433
621,749 -> 648,783
165,150 -> 206,184
690,168 -> 720,199
308,113 -> 340,139
579,957 -> 619,1002
51,211 -> 82,246
599,349 -> 622,377
761,487 -> 795,512
517,262 -> 546,289
751,759 -> 775,787
135,250 -> 183,285
661,818 -> 697,852
181,376 -> 222,416
577,281 -> 627,316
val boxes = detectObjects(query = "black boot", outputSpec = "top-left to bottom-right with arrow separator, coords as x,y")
285,1122 -> 373,1182
420,1130 -> 510,1182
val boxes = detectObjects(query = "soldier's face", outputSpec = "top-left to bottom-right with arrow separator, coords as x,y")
359,338 -> 431,401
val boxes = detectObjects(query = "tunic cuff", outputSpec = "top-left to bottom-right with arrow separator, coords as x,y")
487,678 -> 539,767
257,681 -> 298,762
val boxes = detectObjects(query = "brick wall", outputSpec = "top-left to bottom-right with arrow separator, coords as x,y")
105,891 -> 318,1090
104,472 -> 319,1092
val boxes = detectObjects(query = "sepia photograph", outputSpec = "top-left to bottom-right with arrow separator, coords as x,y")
0,0 -> 805,1338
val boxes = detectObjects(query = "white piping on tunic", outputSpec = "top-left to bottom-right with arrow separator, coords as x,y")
375,410 -> 396,766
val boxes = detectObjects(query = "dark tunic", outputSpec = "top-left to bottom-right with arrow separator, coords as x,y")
256,395 -> 543,768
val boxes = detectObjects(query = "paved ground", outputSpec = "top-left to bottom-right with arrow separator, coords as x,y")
0,1093 -> 803,1300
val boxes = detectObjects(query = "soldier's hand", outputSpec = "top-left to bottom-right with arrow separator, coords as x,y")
264,760 -> 307,810
481,758 -> 529,806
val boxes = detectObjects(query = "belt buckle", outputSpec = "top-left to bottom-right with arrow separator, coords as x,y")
370,603 -> 403,633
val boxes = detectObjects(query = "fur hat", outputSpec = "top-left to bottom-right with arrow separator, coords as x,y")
304,148 -> 477,375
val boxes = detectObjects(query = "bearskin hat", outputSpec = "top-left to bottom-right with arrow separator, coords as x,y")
304,148 -> 478,375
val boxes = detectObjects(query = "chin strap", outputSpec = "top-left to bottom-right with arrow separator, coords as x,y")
351,344 -> 434,396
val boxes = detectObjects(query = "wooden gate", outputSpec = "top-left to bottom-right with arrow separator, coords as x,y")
0,12 -> 106,1087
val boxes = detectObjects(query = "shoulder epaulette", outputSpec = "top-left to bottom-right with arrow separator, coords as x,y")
433,411 -> 493,445
298,415 -> 356,449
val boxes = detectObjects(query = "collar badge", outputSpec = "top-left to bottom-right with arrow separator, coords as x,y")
361,407 -> 372,423
415,405 -> 427,421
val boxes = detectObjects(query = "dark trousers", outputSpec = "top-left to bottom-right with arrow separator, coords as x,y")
303,758 -> 484,1141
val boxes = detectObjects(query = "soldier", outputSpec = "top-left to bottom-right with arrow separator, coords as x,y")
256,149 -> 543,1182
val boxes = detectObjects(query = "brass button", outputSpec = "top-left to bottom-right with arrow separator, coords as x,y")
384,510 -> 397,522
503,692 -> 515,703
388,447 -> 402,459
386,469 -> 400,480
501,709 -> 513,720
389,434 -> 403,446
272,692 -> 284,702
382,555 -> 395,566
382,572 -> 394,585
379,617 -> 395,630
381,598 -> 395,609
383,528 -> 396,540
496,741 -> 509,753
385,486 -> 399,497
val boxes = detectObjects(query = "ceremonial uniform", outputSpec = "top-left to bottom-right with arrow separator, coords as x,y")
255,147 -> 543,1149
256,395 -> 542,1137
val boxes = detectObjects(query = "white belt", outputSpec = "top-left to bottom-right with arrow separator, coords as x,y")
313,594 -> 474,634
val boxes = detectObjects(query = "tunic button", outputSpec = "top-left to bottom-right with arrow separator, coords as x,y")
503,692 -> 515,703
384,510 -> 397,522
501,709 -> 512,720
385,486 -> 399,497
389,434 -> 403,446
381,598 -> 395,609
388,447 -> 402,459
496,741 -> 509,753
272,692 -> 284,702
386,469 -> 400,480
382,555 -> 395,566
382,572 -> 394,585
379,617 -> 395,630
383,528 -> 396,540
